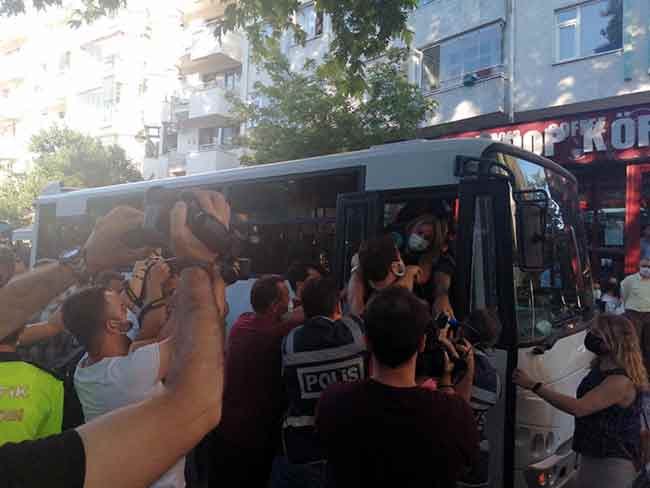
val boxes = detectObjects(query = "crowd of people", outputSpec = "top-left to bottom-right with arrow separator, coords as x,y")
1,190 -> 650,488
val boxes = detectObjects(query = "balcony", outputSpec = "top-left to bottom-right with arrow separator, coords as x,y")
181,29 -> 243,75
424,67 -> 508,126
186,146 -> 240,174
183,84 -> 236,128
182,0 -> 231,25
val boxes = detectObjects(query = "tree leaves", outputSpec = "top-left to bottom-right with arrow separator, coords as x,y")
0,126 -> 142,225
0,0 -> 126,26
220,0 -> 419,92
228,47 -> 435,165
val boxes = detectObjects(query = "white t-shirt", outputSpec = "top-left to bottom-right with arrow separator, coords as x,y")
74,343 -> 185,488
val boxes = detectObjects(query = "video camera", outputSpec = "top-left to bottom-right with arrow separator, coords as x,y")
417,313 -> 468,381
124,186 -> 250,284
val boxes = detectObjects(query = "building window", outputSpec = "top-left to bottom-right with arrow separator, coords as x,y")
296,4 -> 324,41
421,45 -> 440,92
58,51 -> 71,73
80,89 -> 104,113
200,72 -> 218,86
84,44 -> 103,63
199,127 -> 219,150
220,125 -> 240,147
420,23 -> 502,93
555,0 -> 623,62
224,70 -> 241,91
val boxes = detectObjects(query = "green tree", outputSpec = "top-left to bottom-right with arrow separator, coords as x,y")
0,0 -> 125,25
0,170 -> 49,226
0,126 -> 142,225
229,48 -> 434,165
221,0 -> 419,93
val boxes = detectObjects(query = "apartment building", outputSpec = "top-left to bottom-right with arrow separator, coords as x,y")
142,0 -> 249,178
142,0 -> 650,278
0,0 -> 182,176
416,0 -> 649,278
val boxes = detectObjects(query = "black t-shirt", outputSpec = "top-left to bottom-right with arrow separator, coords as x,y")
0,429 -> 86,488
316,379 -> 479,488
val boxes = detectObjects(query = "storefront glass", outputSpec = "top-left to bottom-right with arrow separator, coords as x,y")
574,166 -> 627,282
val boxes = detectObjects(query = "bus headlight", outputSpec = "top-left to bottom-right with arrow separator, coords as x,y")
545,432 -> 555,455
532,433 -> 545,458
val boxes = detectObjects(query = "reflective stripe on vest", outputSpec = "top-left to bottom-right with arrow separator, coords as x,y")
283,316 -> 366,405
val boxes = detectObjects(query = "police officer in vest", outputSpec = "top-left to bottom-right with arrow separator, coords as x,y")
0,322 -> 66,446
274,276 -> 367,487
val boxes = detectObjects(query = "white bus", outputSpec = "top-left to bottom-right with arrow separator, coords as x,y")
32,138 -> 594,488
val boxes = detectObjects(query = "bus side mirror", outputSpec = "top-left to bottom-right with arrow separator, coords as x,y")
514,190 -> 549,272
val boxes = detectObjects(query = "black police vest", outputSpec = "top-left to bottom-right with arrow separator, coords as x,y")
281,316 -> 366,463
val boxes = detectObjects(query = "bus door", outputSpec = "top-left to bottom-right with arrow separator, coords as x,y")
334,191 -> 382,290
456,167 -> 517,488
334,187 -> 459,290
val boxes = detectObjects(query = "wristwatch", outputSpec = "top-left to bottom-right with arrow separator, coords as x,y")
58,246 -> 90,283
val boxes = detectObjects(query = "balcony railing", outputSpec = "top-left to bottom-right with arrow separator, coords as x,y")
181,29 -> 243,75
187,84 -> 234,123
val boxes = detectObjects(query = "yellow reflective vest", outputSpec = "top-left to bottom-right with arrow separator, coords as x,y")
0,352 -> 64,445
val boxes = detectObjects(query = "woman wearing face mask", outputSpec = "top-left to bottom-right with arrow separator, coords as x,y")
402,215 -> 456,319
513,314 -> 648,488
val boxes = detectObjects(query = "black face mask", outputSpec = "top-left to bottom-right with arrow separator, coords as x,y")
584,331 -> 609,356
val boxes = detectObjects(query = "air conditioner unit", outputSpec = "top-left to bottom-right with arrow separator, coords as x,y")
463,73 -> 479,87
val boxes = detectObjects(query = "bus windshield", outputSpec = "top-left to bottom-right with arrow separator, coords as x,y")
495,152 -> 594,345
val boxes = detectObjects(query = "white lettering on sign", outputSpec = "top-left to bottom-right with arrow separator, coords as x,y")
465,108 -> 650,161
638,115 -> 650,147
612,116 -> 635,150
544,123 -> 568,157
580,118 -> 607,153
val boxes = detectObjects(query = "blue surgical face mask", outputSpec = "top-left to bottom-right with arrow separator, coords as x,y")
408,233 -> 431,253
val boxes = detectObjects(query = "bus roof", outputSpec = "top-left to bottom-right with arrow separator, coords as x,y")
35,137 -> 575,208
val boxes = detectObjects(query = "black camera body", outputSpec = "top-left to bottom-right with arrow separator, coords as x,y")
417,313 -> 468,382
124,186 -> 250,284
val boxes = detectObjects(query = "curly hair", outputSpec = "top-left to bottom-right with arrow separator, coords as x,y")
592,314 -> 649,389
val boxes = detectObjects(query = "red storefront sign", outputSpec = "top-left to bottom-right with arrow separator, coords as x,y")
445,103 -> 650,165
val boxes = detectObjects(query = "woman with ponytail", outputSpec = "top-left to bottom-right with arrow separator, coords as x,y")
514,314 -> 648,488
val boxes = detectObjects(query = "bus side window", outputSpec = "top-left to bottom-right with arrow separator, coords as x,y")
35,204 -> 57,261
229,172 -> 357,276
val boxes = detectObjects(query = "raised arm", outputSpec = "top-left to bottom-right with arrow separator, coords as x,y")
0,206 -> 150,342
17,308 -> 65,347
79,267 -> 226,488
79,190 -> 230,488
135,260 -> 172,341
513,368 -> 632,418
